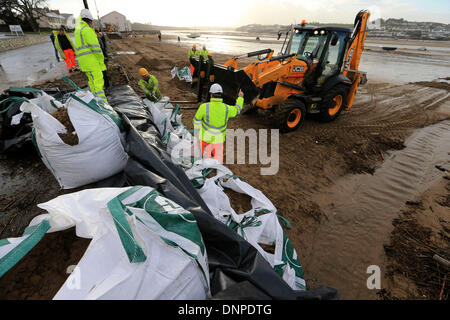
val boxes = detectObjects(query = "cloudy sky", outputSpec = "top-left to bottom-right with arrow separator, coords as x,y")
48,0 -> 450,26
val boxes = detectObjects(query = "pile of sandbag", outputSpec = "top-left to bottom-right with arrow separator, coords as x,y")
186,158 -> 306,291
1,84 -> 337,300
16,88 -> 128,189
143,96 -> 306,290
0,186 -> 209,299
144,97 -> 198,168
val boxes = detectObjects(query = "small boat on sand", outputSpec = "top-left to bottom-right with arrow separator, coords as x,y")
382,46 -> 397,51
187,33 -> 201,39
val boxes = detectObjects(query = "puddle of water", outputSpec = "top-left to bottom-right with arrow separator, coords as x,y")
306,120 -> 450,299
0,41 -> 68,92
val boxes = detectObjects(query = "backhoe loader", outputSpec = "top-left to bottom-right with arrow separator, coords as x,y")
192,10 -> 370,132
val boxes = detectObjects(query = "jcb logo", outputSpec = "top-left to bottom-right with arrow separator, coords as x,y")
293,66 -> 304,72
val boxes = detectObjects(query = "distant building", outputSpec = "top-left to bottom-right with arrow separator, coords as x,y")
61,13 -> 77,30
100,11 -> 132,32
35,8 -> 65,29
367,18 -> 382,30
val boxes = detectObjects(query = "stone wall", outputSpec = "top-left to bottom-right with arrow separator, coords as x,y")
0,35 -> 49,53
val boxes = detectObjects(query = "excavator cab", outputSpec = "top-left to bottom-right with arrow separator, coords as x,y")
191,10 -> 370,132
287,27 -> 350,89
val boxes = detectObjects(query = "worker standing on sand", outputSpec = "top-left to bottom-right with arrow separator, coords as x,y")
188,44 -> 199,61
193,84 -> 244,163
138,68 -> 162,102
74,9 -> 108,103
54,26 -> 77,72
188,44 -> 200,77
200,45 -> 209,62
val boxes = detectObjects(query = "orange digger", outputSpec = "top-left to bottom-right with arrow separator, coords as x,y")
192,10 -> 370,132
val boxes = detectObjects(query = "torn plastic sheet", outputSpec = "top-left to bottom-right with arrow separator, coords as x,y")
171,66 -> 192,83
105,85 -> 339,300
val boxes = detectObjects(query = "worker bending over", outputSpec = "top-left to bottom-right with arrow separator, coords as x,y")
54,26 -> 77,72
74,9 -> 108,103
139,68 -> 162,102
193,84 -> 244,163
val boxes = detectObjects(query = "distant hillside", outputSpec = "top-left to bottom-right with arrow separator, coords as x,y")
131,22 -> 158,31
236,24 -> 287,34
236,22 -> 354,33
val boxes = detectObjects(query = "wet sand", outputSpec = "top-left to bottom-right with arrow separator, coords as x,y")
1,35 -> 449,299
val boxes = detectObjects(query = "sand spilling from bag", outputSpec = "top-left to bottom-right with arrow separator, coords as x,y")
51,108 -> 79,146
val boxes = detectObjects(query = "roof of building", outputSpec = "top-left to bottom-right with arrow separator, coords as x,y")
101,11 -> 127,19
44,11 -> 65,19
60,13 -> 75,18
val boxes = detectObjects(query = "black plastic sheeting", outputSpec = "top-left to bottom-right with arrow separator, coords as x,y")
0,91 -> 34,154
105,85 -> 339,300
0,88 -> 71,154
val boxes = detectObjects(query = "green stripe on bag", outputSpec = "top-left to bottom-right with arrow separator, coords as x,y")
107,187 -> 147,263
0,220 -> 50,278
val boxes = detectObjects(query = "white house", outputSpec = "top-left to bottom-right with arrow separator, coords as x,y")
37,9 -> 66,29
367,18 -> 382,30
100,11 -> 132,32
61,13 -> 77,30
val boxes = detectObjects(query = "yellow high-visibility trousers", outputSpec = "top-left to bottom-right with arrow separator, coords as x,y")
86,70 -> 108,103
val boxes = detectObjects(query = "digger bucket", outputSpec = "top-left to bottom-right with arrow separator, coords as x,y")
212,64 -> 259,105
192,58 -> 259,106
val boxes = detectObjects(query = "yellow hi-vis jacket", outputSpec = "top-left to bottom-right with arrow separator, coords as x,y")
74,19 -> 106,72
52,31 -> 75,60
200,49 -> 209,61
193,97 -> 243,144
188,48 -> 199,60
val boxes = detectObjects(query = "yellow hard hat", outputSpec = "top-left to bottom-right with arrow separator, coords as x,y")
139,68 -> 149,76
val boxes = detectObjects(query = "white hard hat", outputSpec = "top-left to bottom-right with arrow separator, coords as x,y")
209,83 -> 223,94
80,9 -> 94,21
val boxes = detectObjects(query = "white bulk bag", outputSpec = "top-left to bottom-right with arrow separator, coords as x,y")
186,159 -> 306,290
144,97 -> 174,137
0,186 -> 210,300
20,90 -> 128,189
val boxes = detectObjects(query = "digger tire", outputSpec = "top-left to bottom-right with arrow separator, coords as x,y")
272,99 -> 306,133
316,84 -> 348,122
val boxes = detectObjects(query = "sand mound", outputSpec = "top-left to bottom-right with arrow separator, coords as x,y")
223,188 -> 253,214
0,228 -> 90,300
137,57 -> 174,71
51,108 -> 79,146
412,81 -> 450,91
